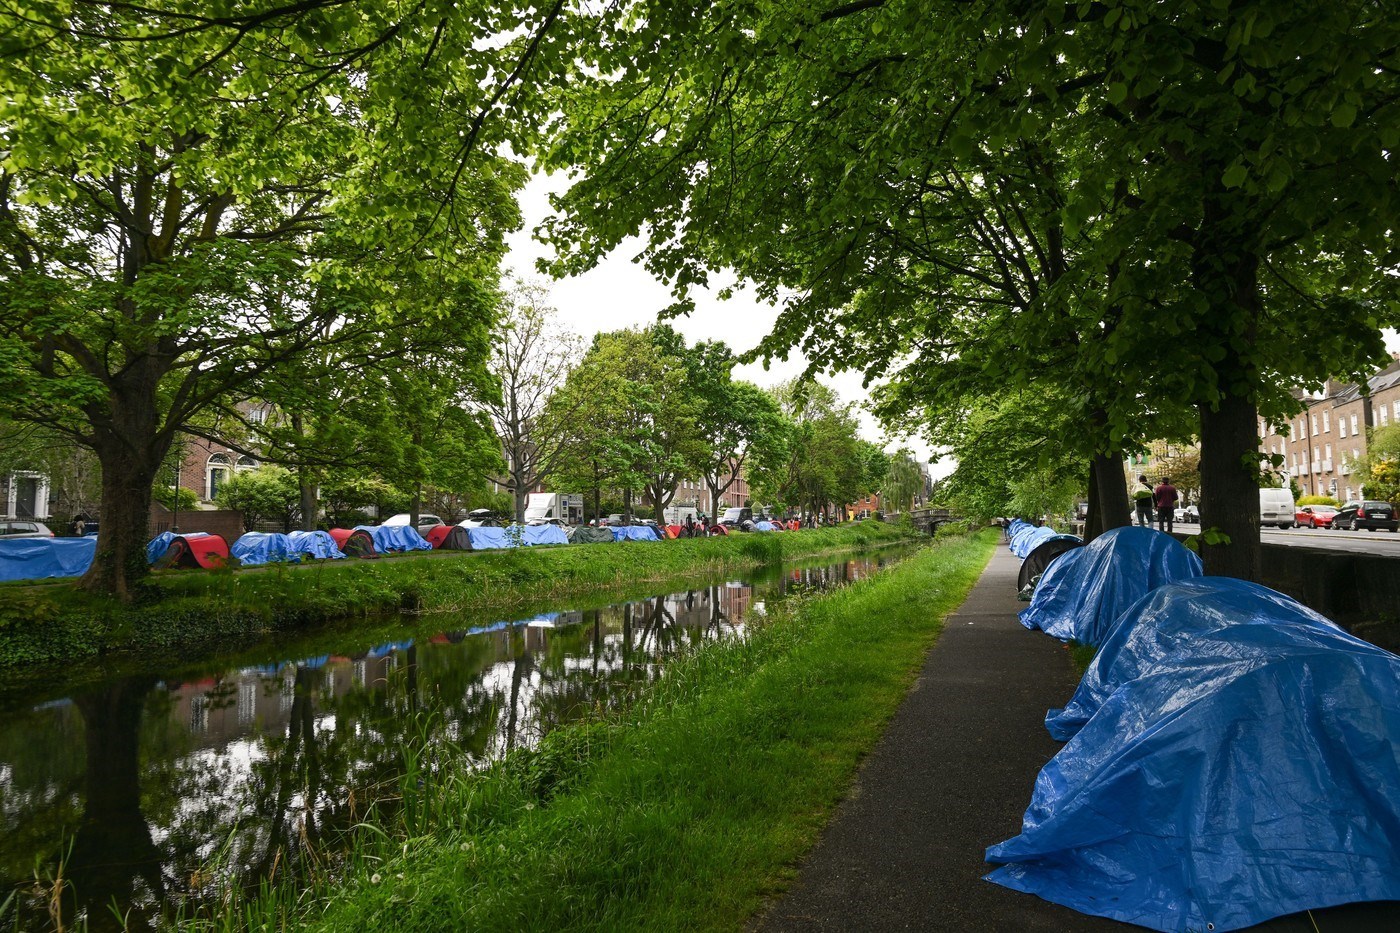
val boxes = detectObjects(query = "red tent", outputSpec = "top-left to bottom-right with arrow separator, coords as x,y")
329,528 -> 377,558
153,534 -> 230,570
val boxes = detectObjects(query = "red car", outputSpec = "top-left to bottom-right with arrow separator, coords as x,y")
1294,505 -> 1337,529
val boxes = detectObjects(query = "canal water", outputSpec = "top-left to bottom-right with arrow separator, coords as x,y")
0,548 -> 911,930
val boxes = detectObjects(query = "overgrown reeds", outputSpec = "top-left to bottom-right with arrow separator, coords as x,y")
180,529 -> 995,933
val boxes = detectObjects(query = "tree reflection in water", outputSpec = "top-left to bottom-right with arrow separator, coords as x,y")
0,550 -> 902,929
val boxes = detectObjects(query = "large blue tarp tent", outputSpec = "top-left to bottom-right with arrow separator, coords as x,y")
1018,526 -> 1201,646
357,524 -> 432,553
611,525 -> 660,542
1008,523 -> 1060,558
987,579 -> 1400,931
231,532 -> 299,566
753,520 -> 778,532
286,530 -> 346,560
1045,577 -> 1348,741
466,526 -> 513,550
521,524 -> 569,546
0,538 -> 97,582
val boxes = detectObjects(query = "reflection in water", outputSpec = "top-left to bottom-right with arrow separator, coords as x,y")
0,552 -> 898,929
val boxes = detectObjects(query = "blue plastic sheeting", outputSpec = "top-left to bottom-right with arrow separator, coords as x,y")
1045,578 -> 1347,741
466,526 -> 514,550
286,530 -> 346,560
753,521 -> 777,532
145,531 -> 211,565
366,640 -> 415,659
521,524 -> 569,546
357,524 -> 433,553
231,532 -> 300,566
611,525 -> 660,542
1018,526 -> 1201,646
0,537 -> 97,582
987,582 -> 1400,931
1009,524 -> 1061,558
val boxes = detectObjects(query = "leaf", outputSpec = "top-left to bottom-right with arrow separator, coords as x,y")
1221,162 -> 1248,188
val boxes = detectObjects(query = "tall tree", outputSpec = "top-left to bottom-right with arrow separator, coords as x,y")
882,449 -> 924,514
0,1 -> 570,596
482,280 -> 583,523
542,0 -> 1399,578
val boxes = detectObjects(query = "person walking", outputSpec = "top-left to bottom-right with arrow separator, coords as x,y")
1132,475 -> 1155,527
1154,476 -> 1180,534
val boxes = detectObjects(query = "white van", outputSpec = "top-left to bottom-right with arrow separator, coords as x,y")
1259,487 -> 1295,530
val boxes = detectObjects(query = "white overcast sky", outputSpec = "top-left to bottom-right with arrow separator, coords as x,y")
503,172 -> 954,478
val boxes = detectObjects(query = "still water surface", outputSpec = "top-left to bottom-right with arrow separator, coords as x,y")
0,549 -> 908,930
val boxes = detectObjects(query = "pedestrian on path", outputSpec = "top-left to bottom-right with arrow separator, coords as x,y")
1154,476 -> 1179,533
1132,475 -> 1154,527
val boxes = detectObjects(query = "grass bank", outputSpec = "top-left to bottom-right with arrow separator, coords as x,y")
0,522 -> 919,670
192,529 -> 996,932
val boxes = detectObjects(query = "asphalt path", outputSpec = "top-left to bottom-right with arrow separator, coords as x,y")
1162,521 -> 1400,556
757,545 -> 1397,932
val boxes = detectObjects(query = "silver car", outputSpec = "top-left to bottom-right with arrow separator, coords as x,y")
0,520 -> 55,538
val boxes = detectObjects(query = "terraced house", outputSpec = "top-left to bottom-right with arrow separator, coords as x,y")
1259,356 -> 1400,501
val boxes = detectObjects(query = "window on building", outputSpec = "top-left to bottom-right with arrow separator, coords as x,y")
1381,407 -> 1391,427
1323,411 -> 1330,432
1324,443 -> 1332,463
236,455 -> 257,471
1311,415 -> 1318,434
1351,414 -> 1359,434
207,454 -> 231,500
1339,419 -> 1347,438
1346,487 -> 1354,502
1393,400 -> 1400,422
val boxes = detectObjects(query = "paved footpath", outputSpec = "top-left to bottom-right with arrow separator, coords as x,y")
758,543 -> 1392,932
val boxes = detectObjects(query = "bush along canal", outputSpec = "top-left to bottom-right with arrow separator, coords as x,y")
0,534 -> 990,933
0,522 -> 918,673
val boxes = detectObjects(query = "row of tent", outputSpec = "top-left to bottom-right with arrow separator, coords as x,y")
988,524 -> 1400,931
0,519 -> 690,582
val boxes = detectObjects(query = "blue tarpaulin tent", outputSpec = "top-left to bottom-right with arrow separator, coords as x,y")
231,532 -> 300,566
753,521 -> 778,532
0,538 -> 97,582
521,524 -> 569,546
987,578 -> 1400,931
466,526 -> 514,550
1008,523 -> 1060,558
286,530 -> 346,560
611,525 -> 660,542
146,531 -> 212,565
357,524 -> 433,553
1018,526 -> 1201,646
1044,577 -> 1348,741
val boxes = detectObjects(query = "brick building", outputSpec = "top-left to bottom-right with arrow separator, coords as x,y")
1259,357 -> 1400,501
174,403 -> 275,506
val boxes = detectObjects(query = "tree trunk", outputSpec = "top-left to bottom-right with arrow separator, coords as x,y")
1092,450 -> 1129,535
1198,391 -> 1262,580
299,474 -> 319,531
1083,459 -> 1103,541
514,476 -> 527,524
82,436 -> 165,600
410,482 -> 422,529
623,487 -> 633,521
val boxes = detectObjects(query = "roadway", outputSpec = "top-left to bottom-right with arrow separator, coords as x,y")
1170,522 -> 1400,556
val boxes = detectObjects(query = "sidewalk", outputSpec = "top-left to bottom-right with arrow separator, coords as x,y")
758,544 -> 1124,931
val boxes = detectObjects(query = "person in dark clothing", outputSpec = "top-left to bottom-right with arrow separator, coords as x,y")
1132,475 -> 1154,527
1154,477 -> 1180,533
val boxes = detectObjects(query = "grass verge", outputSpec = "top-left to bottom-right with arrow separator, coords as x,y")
0,522 -> 920,670
190,529 -> 996,932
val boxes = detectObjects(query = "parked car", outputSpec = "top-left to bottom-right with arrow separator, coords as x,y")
1294,505 -> 1337,529
1173,506 -> 1200,524
458,509 -> 500,529
719,507 -> 754,528
382,513 -> 445,535
1332,500 -> 1398,532
599,514 -> 626,526
0,520 -> 55,538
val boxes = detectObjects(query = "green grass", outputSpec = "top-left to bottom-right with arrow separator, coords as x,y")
0,522 -> 921,670
187,529 -> 996,932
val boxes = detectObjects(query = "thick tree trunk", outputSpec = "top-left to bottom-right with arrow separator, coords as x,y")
1083,460 -> 1103,541
514,475 -> 527,524
623,487 -> 633,521
82,437 -> 164,600
410,482 -> 422,529
1092,451 -> 1129,535
1198,391 -> 1262,580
